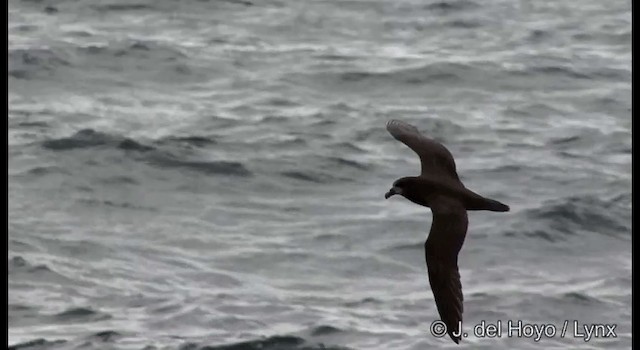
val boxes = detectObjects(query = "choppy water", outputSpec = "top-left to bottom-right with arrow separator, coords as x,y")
8,0 -> 631,349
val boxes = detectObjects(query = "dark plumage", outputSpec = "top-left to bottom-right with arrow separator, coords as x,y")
384,120 -> 509,344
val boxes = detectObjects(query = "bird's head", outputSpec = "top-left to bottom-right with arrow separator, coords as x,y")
385,177 -> 417,200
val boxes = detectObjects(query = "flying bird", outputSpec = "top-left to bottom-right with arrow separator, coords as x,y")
384,120 -> 509,344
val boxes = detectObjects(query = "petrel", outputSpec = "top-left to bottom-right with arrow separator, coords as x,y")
384,120 -> 509,344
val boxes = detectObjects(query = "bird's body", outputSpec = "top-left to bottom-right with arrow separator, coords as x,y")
384,120 -> 509,344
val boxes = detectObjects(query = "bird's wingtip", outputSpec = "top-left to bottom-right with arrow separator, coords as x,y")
385,119 -> 398,130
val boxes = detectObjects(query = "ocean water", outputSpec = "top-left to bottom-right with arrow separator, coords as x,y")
8,0 -> 631,349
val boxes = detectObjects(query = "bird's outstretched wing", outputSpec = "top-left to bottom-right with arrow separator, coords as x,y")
386,120 -> 460,181
424,196 -> 468,344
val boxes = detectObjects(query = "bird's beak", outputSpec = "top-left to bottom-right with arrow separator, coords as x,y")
385,186 -> 401,199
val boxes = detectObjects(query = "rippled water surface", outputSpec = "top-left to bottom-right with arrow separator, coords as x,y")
8,0 -> 631,349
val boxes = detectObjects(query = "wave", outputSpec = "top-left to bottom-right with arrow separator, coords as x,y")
8,331 -> 121,350
509,64 -> 629,82
157,136 -> 218,148
91,331 -> 121,342
292,58 -> 627,99
9,38 -> 205,84
531,195 -> 629,232
41,129 -> 153,152
9,256 -> 55,275
97,175 -> 140,185
8,333 -> 353,350
76,198 -> 154,211
295,59 -> 627,93
343,297 -> 382,308
425,0 -> 480,13
53,307 -> 112,323
8,256 -> 78,286
305,60 -> 630,93
343,62 -> 472,84
15,121 -> 50,128
180,335 -> 352,350
293,61 -> 479,92
325,156 -> 370,171
279,162 -> 359,184
445,19 -> 482,29
153,158 -> 252,176
8,338 -> 66,350
509,194 -> 631,242
8,303 -> 38,322
42,129 -> 219,152
92,3 -> 153,12
572,30 -> 631,46
503,102 -> 565,119
309,325 -> 343,336
40,129 -> 252,177
278,154 -> 371,184
561,292 -> 603,305
8,47 -> 71,80
23,166 -> 69,177
280,171 -> 326,183
72,39 -> 209,84
77,39 -> 187,63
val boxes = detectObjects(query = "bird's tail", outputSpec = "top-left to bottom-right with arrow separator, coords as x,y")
477,197 -> 510,212
464,191 -> 510,212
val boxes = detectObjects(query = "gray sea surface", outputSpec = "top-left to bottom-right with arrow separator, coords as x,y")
8,0 -> 631,349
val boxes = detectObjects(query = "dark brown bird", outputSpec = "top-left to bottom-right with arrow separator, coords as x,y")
384,120 -> 509,344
